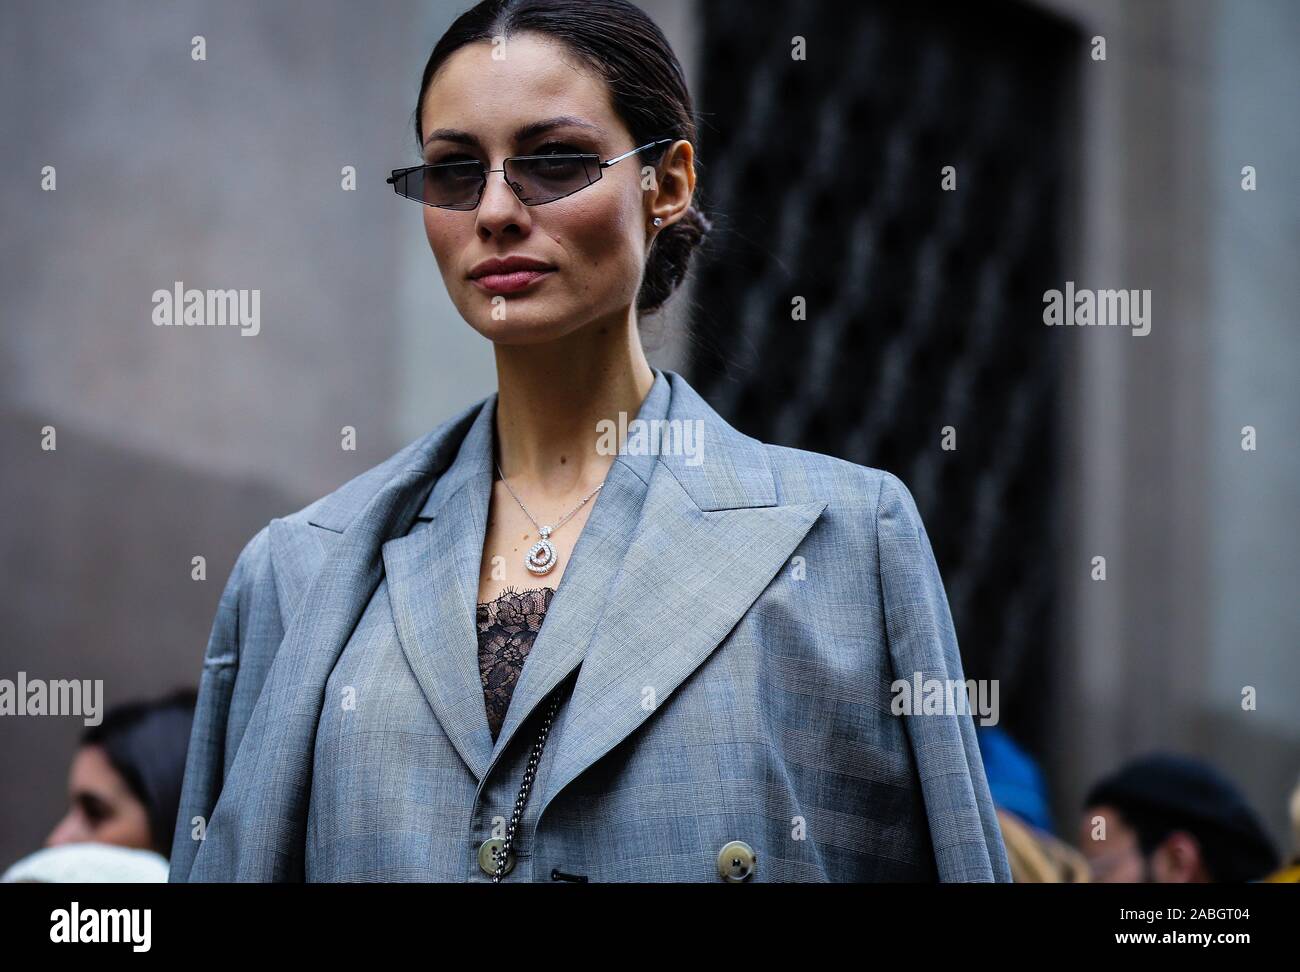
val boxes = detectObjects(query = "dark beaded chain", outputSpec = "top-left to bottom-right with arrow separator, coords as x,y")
491,684 -> 566,883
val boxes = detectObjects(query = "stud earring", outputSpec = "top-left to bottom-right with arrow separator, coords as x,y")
652,217 -> 663,227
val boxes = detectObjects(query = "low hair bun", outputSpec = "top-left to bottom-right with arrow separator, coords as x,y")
638,203 -> 712,315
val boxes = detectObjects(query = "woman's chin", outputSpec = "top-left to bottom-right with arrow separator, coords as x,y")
467,311 -> 578,347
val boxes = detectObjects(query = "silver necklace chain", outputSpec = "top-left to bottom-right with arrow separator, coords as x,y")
495,462 -> 604,534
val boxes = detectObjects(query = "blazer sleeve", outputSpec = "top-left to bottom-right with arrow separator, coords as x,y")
875,472 -> 1013,882
168,525 -> 273,882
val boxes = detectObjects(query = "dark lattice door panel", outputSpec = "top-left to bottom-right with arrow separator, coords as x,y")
686,0 -> 1079,749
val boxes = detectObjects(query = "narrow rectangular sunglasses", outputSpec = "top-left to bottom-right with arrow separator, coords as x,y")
387,137 -> 673,210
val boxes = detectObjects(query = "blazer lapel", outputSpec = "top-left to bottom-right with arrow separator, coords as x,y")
266,518 -> 328,621
533,373 -> 829,822
383,394 -> 498,781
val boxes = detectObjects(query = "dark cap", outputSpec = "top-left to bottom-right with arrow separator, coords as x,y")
1084,752 -> 1278,882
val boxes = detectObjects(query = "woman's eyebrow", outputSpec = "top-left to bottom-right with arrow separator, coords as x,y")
422,115 -> 606,150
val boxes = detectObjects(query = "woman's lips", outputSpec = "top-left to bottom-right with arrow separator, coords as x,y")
471,269 -> 554,293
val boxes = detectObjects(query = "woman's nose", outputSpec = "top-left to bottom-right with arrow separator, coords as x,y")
475,170 -> 529,234
45,810 -> 89,847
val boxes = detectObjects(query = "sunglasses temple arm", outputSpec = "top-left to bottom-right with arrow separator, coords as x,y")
602,138 -> 674,168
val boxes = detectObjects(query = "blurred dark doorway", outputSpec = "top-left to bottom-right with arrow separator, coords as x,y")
686,0 -> 1081,755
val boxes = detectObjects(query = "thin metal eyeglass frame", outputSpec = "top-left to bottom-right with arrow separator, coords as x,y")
386,137 -> 674,210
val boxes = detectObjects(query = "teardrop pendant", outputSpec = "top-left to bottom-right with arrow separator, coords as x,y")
525,525 -> 557,575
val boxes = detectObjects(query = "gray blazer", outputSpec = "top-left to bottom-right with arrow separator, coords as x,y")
169,368 -> 1011,882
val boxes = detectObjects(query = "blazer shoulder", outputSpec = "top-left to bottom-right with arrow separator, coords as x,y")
759,443 -> 932,557
217,521 -> 276,631
761,441 -> 915,521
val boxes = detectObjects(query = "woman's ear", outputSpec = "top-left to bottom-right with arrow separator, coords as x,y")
645,139 -> 696,230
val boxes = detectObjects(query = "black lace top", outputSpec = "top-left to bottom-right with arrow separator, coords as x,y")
475,585 -> 555,741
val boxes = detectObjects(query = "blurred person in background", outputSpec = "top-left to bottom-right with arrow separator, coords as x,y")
1260,775 -> 1300,882
977,725 -> 1090,882
44,688 -> 197,860
1078,753 -> 1278,883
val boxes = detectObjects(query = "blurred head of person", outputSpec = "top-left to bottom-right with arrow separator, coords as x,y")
1078,753 -> 1278,883
45,689 -> 196,858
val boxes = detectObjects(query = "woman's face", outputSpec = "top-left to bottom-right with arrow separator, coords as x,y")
46,744 -> 152,851
418,33 -> 658,345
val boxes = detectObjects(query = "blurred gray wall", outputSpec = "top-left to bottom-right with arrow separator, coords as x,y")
1041,0 -> 1300,849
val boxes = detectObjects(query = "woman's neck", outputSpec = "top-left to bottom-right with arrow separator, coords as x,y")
491,312 -> 656,499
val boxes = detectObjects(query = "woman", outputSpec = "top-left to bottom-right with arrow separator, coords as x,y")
170,0 -> 1010,883
48,690 -> 196,861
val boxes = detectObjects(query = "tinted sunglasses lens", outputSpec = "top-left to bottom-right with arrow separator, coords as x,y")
505,155 -> 600,205
395,162 -> 484,210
